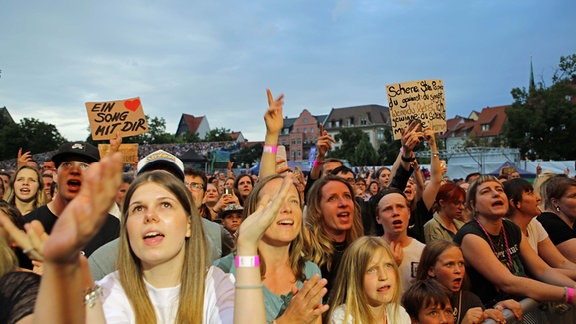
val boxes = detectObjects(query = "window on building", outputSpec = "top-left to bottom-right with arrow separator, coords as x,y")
282,140 -> 286,145
303,117 -> 308,123
481,124 -> 490,131
377,130 -> 384,141
335,120 -> 340,127
360,118 -> 367,125
296,128 -> 300,133
304,128 -> 307,133
310,127 -> 314,133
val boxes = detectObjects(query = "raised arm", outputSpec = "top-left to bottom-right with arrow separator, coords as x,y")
460,233 -> 572,304
259,88 -> 285,179
389,121 -> 423,191
33,152 -> 123,324
234,174 -> 295,324
421,129 -> 442,210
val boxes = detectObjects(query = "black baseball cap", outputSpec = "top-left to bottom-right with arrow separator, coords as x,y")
52,142 -> 100,168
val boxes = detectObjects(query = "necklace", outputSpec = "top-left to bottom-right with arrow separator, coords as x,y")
475,218 -> 514,272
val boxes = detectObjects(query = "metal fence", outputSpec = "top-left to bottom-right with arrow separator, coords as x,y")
483,298 -> 575,324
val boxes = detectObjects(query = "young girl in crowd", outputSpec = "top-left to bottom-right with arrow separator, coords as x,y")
5,165 -> 46,215
453,175 -> 576,309
234,174 -> 254,206
215,174 -> 328,323
327,236 -> 411,323
402,279 -> 454,324
416,239 -> 519,324
98,170 -> 235,323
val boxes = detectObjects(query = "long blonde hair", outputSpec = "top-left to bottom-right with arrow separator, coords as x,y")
6,166 -> 46,212
242,174 -> 307,280
327,236 -> 402,323
305,175 -> 363,270
118,171 -> 209,324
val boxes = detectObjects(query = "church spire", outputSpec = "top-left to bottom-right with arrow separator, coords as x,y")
529,56 -> 536,94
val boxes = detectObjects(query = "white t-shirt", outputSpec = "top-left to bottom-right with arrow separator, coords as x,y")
98,266 -> 235,324
330,304 -> 411,323
398,238 -> 425,294
526,218 -> 549,253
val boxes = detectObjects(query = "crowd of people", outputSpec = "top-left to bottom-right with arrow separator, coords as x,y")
2,89 -> 576,323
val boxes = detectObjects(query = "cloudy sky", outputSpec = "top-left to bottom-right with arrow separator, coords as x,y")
1,0 -> 574,143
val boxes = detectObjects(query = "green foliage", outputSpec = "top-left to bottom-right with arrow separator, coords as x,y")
355,137 -> 379,165
204,127 -> 233,142
231,143 -> 263,167
506,54 -> 576,160
330,128 -> 381,165
462,134 -> 505,148
377,129 -> 400,165
180,130 -> 202,143
0,118 -> 67,160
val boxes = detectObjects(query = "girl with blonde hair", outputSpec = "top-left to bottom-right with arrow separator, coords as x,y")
6,165 -> 46,215
327,236 -> 410,323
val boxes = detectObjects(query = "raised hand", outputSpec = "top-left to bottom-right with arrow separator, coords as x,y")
0,213 -> 46,262
42,152 -> 123,264
401,120 -> 424,153
316,128 -> 336,158
264,88 -> 285,135
236,174 -> 294,251
17,147 -> 32,168
109,131 -> 122,153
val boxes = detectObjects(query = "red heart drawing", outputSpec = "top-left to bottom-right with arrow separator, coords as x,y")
124,99 -> 141,112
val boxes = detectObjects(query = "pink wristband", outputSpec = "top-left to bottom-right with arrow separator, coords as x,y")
263,145 -> 277,154
313,160 -> 323,167
567,287 -> 574,304
235,255 -> 260,267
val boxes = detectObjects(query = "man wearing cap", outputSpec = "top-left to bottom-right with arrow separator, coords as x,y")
88,149 -> 234,280
24,142 -> 120,257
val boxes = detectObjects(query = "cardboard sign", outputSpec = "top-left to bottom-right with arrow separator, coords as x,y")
98,143 -> 139,164
386,79 -> 446,140
85,97 -> 149,140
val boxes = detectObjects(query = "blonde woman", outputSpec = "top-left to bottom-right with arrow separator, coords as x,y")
6,166 -> 46,215
327,236 -> 410,323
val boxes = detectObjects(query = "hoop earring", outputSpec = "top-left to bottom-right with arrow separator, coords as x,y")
556,206 -> 561,212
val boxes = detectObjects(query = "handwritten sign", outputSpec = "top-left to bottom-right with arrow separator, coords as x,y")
98,144 -> 139,164
386,79 -> 446,140
85,97 -> 149,140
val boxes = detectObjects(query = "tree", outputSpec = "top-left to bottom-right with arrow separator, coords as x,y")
355,137 -> 379,165
330,128 -> 366,163
377,129 -> 401,166
506,54 -> 576,160
0,118 -> 67,160
231,144 -> 263,168
204,128 -> 233,142
180,130 -> 201,143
